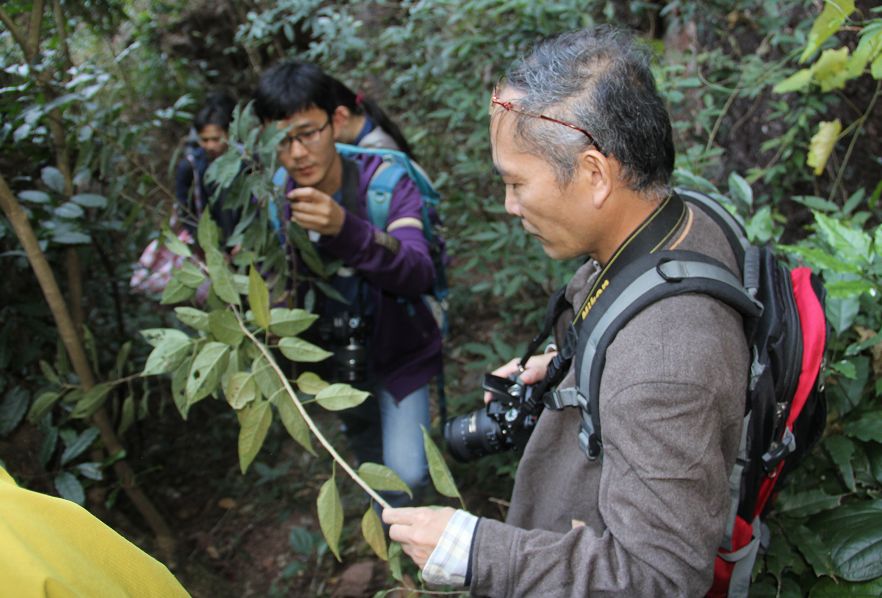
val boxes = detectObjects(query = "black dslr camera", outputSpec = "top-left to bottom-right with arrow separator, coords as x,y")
320,312 -> 369,383
443,373 -> 544,462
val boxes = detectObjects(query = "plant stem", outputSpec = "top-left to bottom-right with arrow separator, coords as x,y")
828,79 -> 882,204
237,314 -> 391,509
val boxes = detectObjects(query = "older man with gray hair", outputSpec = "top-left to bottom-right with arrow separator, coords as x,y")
384,25 -> 749,596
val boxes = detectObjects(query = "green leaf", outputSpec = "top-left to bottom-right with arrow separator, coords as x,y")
314,384 -> 369,411
271,391 -> 316,455
362,507 -> 388,560
773,68 -> 813,94
204,149 -> 243,189
71,193 -> 107,208
38,426 -> 58,468
790,195 -> 839,212
0,387 -> 28,436
41,166 -> 66,193
388,541 -> 404,582
27,391 -> 62,423
207,250 -> 240,306
825,279 -> 876,299
786,524 -> 836,577
54,472 -> 85,505
171,357 -> 193,419
250,353 -> 281,397
314,280 -> 348,303
728,172 -> 753,209
317,475 -> 344,561
813,47 -> 851,91
18,190 -> 50,203
142,335 -> 192,376
114,341 -> 132,378
186,342 -> 230,404
295,371 -> 329,395
75,462 -> 103,481
208,309 -> 244,347
827,296 -> 860,334
160,277 -> 196,304
54,202 -> 85,219
810,576 -> 882,597
270,308 -> 319,337
843,412 -> 882,442
197,210 -> 220,251
814,212 -> 871,264
71,382 -> 115,419
224,372 -> 258,409
811,500 -> 882,581
289,527 -> 315,556
825,433 -> 856,491
237,399 -> 272,473
288,223 -> 326,276
161,225 -> 191,258
249,265 -> 271,330
60,427 -> 100,465
175,307 -> 210,331
52,231 -> 91,244
278,337 -> 332,363
117,395 -> 135,437
357,463 -> 412,497
775,488 -> 843,517
807,119 -> 842,176
421,425 -> 460,499
176,262 -> 206,289
800,0 -> 855,63
140,328 -> 189,348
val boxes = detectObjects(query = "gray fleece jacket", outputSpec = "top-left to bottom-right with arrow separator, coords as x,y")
469,205 -> 750,597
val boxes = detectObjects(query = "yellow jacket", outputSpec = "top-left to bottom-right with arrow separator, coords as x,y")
0,467 -> 188,597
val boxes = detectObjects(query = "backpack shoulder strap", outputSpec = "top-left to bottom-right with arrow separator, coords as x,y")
366,159 -> 408,230
569,250 -> 762,460
676,188 -> 761,295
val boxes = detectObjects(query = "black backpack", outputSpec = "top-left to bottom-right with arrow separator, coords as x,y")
539,189 -> 828,597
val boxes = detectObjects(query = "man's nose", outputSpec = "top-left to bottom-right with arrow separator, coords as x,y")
288,139 -> 309,159
504,189 -> 520,216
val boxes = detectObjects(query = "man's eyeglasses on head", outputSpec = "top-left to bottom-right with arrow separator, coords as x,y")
490,91 -> 604,155
278,118 -> 331,151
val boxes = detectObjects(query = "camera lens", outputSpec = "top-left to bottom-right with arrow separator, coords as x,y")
444,408 -> 505,462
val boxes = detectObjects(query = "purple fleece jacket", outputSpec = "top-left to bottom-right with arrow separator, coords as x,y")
284,154 -> 442,401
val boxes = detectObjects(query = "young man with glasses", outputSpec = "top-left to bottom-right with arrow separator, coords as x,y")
254,61 -> 442,507
384,26 -> 749,596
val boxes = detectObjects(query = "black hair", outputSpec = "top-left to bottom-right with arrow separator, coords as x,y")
253,61 -> 337,123
327,77 -> 415,159
254,60 -> 415,159
193,91 -> 236,133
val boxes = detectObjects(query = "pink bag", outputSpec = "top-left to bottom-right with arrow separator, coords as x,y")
129,228 -> 193,294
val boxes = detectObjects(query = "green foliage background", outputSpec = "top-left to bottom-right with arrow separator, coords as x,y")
1,0 -> 881,595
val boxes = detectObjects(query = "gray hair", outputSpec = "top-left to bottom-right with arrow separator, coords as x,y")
499,26 -> 674,199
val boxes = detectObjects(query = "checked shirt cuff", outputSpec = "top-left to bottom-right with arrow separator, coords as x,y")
421,509 -> 478,587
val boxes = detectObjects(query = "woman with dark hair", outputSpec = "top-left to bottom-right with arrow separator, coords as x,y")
326,76 -> 416,159
174,91 -> 239,238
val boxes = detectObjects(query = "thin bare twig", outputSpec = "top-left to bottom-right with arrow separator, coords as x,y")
827,79 -> 882,204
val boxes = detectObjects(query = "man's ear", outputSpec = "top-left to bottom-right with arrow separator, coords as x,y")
332,106 -> 351,131
578,149 -> 614,209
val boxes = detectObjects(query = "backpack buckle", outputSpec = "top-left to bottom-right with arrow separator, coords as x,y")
656,259 -> 687,282
761,427 -> 796,473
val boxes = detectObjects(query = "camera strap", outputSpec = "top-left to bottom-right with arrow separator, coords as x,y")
538,193 -> 688,445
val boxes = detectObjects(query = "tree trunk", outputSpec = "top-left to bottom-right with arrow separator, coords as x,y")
0,174 -> 177,563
